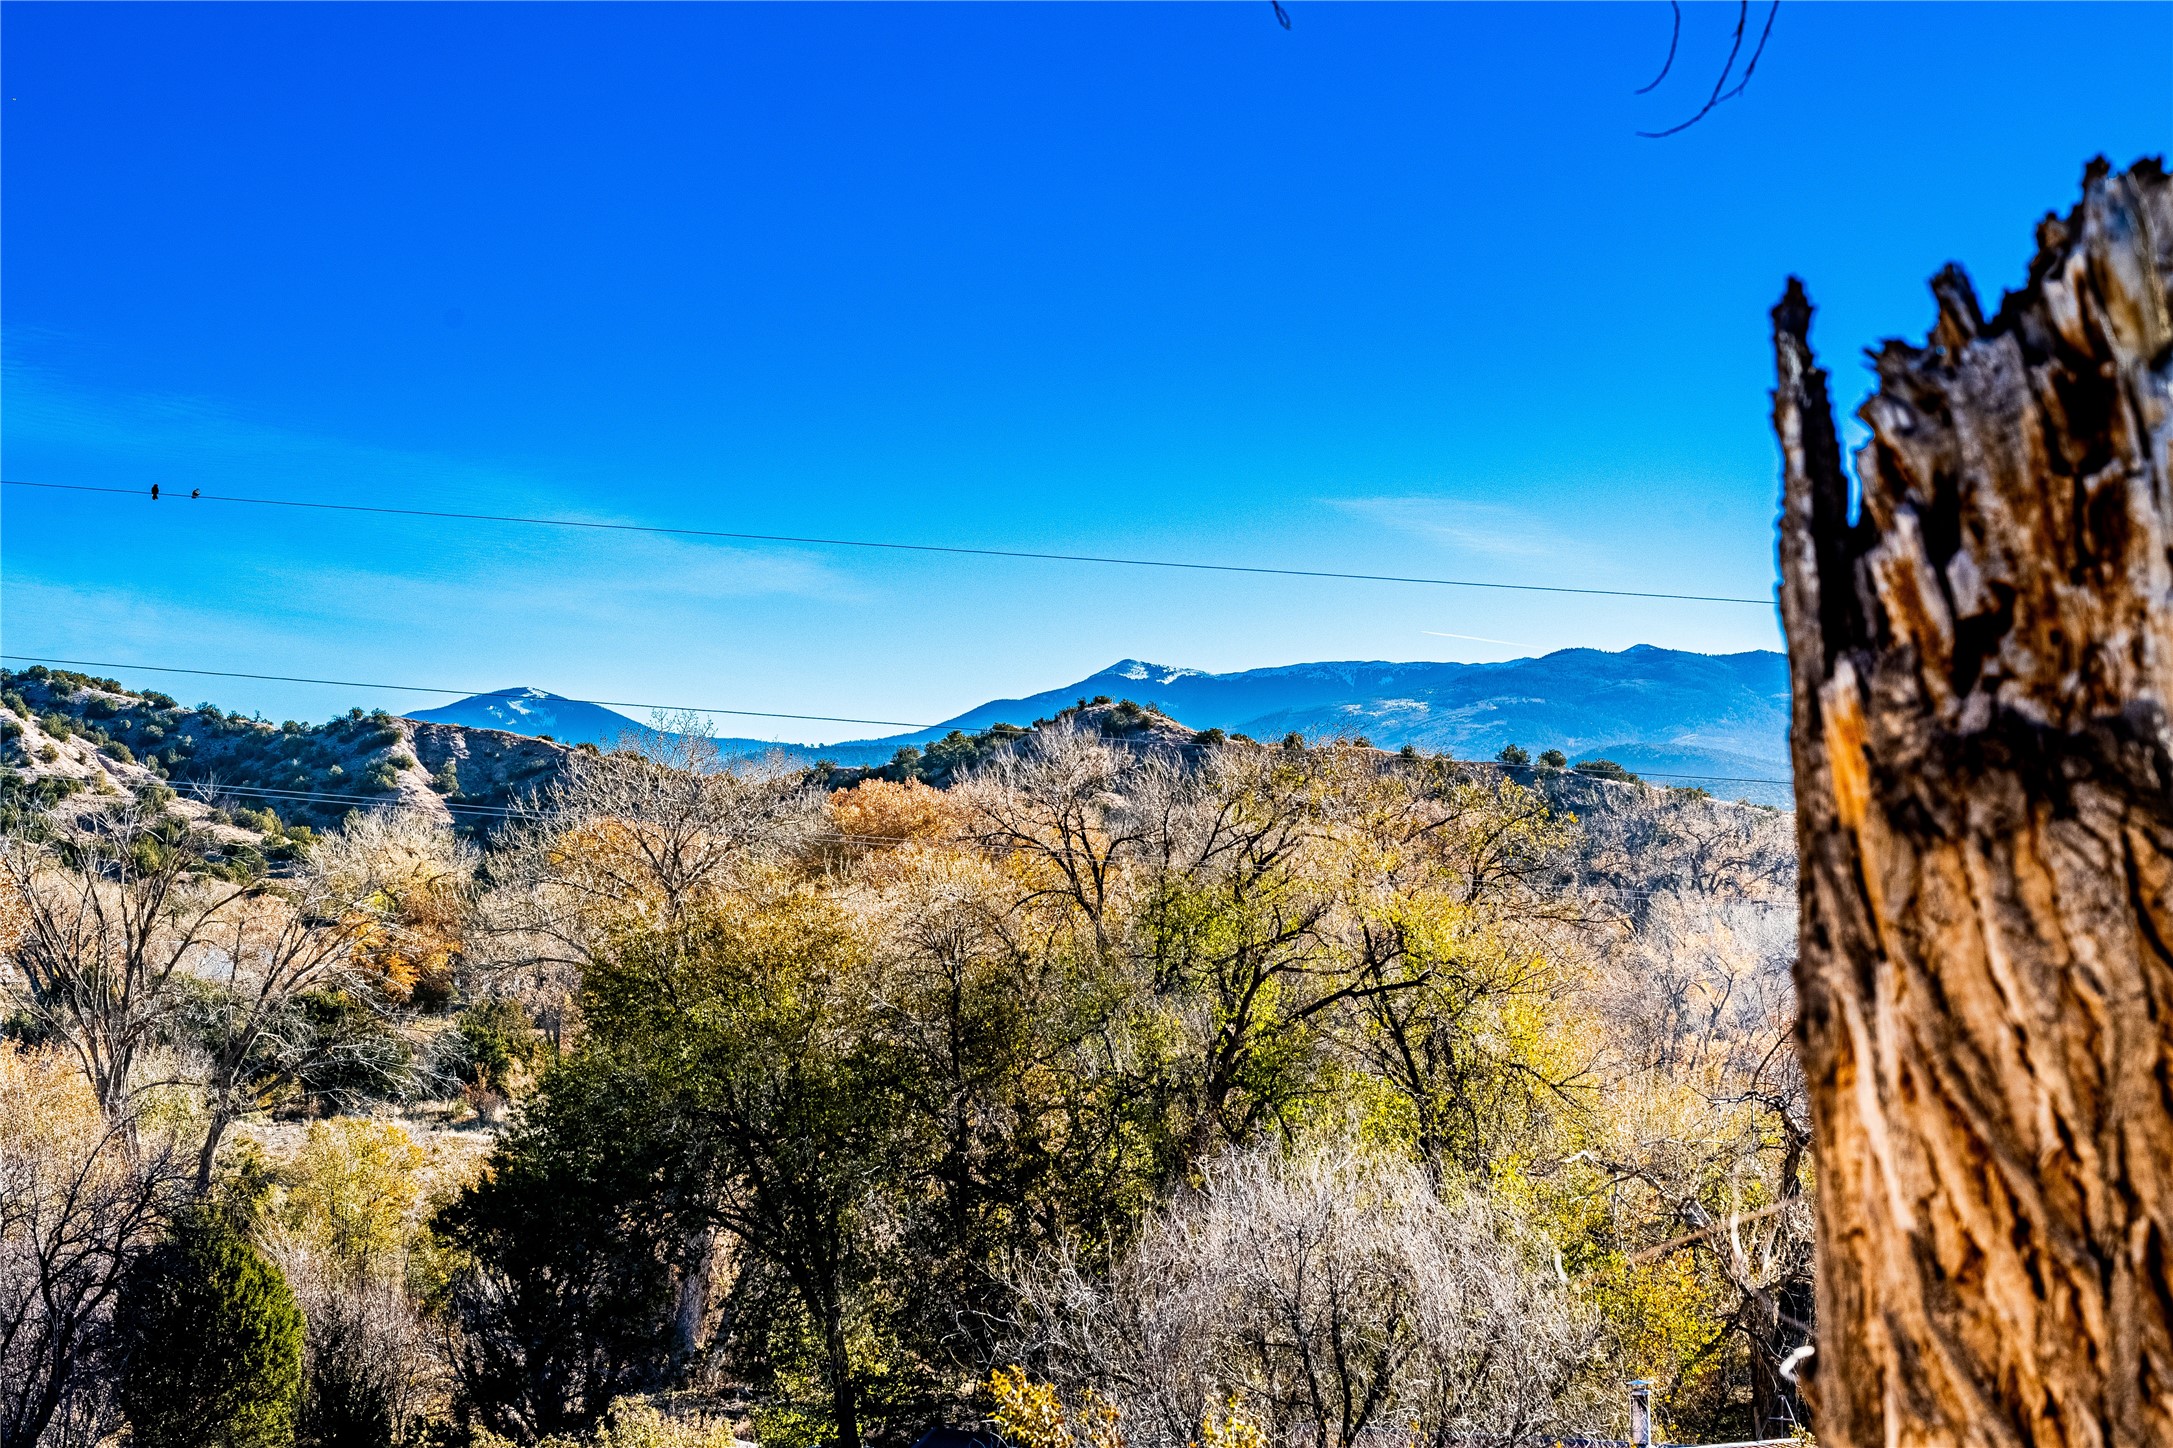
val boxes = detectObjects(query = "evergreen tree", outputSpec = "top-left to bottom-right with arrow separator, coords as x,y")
116,1208 -> 305,1448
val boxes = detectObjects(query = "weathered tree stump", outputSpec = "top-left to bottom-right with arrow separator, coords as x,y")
1772,159 -> 2173,1448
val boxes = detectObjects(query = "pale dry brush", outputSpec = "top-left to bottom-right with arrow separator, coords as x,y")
1003,1143 -> 1608,1448
277,1246 -> 446,1445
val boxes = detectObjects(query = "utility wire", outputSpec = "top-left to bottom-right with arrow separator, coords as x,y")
175,780 -> 520,819
10,654 -> 1793,787
2,479 -> 1777,607
167,781 -> 956,844
2,654 -> 942,730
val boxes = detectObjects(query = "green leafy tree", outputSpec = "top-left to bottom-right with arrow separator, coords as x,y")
583,894 -> 910,1448
434,1059 -> 706,1440
115,1208 -> 305,1448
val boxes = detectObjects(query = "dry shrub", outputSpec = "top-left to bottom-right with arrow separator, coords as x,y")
0,867 -> 29,955
1006,1144 -> 1608,1448
826,778 -> 969,859
988,1365 -> 1129,1448
476,1393 -> 744,1448
276,1118 -> 429,1268
267,1118 -> 452,1446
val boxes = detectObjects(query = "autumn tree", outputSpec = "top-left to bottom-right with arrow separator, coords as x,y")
481,737 -> 819,989
963,730 -> 1438,1182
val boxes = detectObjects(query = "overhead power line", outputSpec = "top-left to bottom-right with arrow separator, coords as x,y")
175,779 -> 521,819
10,650 -> 1792,787
166,781 -> 940,843
2,654 -> 943,731
2,479 -> 1777,607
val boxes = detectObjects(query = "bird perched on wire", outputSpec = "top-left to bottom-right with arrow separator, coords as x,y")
191,489 -> 200,499
150,484 -> 160,501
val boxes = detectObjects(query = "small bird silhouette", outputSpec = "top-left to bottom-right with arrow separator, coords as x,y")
190,489 -> 200,499
150,484 -> 159,501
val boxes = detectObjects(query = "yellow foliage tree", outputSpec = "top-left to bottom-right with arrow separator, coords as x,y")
277,1117 -> 429,1271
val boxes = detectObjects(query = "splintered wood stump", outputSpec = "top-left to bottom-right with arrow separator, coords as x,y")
1772,159 -> 2173,1448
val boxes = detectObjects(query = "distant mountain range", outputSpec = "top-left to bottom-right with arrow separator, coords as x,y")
406,646 -> 1793,801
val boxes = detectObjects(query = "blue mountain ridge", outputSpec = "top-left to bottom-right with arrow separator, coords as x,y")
405,645 -> 1793,802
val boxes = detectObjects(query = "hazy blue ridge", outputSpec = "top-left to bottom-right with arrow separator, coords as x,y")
404,646 -> 1794,800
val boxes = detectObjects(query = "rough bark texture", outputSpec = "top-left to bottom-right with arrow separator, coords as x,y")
1772,158 -> 2173,1448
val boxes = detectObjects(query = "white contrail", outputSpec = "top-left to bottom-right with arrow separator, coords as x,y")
1416,626 -> 1521,643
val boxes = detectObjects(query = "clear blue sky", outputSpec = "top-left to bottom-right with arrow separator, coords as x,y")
4,2 -> 2167,742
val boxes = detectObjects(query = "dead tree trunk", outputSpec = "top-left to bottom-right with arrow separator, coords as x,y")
1772,158 -> 2173,1448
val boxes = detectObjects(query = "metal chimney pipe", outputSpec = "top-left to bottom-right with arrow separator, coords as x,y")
1629,1379 -> 1654,1447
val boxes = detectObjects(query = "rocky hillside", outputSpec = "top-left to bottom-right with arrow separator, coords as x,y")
0,665 -> 573,838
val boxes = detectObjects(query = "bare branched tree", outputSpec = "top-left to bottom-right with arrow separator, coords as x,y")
176,878 -> 381,1191
0,1047 -> 186,1448
2,806 -> 466,1190
2,809 -> 253,1126
1266,0 -> 1781,138
476,741 -> 820,1021
1583,887 -> 1812,1434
